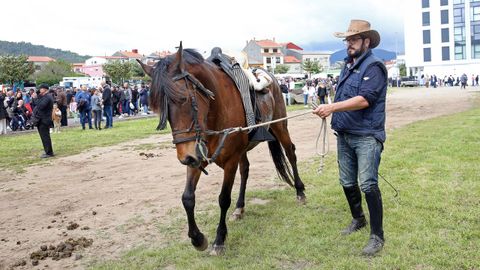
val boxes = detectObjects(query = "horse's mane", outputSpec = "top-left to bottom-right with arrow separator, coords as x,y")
150,49 -> 204,130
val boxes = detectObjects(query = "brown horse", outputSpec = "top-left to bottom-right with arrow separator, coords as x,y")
138,43 -> 306,255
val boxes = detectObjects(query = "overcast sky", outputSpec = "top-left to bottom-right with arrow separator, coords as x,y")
2,0 -> 406,56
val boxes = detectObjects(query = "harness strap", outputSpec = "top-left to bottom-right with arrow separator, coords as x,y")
208,128 -> 234,164
172,121 -> 194,136
172,136 -> 197,144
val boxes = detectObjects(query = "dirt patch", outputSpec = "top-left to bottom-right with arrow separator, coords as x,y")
0,87 -> 477,269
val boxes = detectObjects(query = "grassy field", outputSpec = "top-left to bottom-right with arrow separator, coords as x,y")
0,117 -> 166,172
90,108 -> 480,270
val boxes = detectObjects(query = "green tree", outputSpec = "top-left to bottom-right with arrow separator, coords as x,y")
274,64 -> 290,74
399,63 -> 407,77
33,59 -> 80,86
103,60 -> 134,84
302,60 -> 323,77
0,55 -> 34,85
131,61 -> 150,81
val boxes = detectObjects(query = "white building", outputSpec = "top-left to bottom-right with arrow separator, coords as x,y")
405,0 -> 480,78
287,50 -> 331,70
242,38 -> 284,71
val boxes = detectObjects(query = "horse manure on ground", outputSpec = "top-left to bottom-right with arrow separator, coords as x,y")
66,222 -> 79,230
27,237 -> 93,266
139,152 -> 162,159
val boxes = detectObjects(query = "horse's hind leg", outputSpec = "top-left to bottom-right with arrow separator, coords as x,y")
231,153 -> 249,221
270,122 -> 306,204
182,167 -> 209,251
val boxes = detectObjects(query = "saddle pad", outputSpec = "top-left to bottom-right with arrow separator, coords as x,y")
216,61 -> 256,127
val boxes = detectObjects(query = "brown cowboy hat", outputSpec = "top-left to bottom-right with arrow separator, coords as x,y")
334,19 -> 380,48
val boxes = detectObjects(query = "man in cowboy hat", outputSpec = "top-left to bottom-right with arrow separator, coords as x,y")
313,19 -> 387,256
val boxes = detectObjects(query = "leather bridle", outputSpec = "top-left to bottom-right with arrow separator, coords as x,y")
170,71 -> 232,167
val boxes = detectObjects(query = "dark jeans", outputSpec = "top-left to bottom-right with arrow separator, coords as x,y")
122,100 -> 130,115
60,105 -> 68,126
103,105 -> 113,127
318,95 -> 326,104
37,123 -> 53,155
337,132 -> 383,193
93,109 -> 102,129
79,109 -> 92,129
132,99 -> 138,114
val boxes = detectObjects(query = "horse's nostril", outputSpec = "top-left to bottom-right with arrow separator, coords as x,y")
180,155 -> 199,167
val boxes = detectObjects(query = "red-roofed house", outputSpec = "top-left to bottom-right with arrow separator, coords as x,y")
145,50 -> 173,65
27,56 -> 55,72
283,56 -> 302,73
72,63 -> 85,74
280,42 -> 303,51
242,38 -> 284,71
113,49 -> 143,61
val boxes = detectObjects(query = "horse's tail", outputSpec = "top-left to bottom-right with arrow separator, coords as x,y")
268,133 -> 294,187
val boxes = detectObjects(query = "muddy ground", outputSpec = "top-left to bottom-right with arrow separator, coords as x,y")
0,87 -> 477,269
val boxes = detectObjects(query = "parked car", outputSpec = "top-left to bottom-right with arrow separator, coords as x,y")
400,76 -> 419,87
290,81 -> 306,104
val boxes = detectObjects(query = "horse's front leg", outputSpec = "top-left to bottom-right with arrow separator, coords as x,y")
182,167 -> 208,251
231,153 -> 249,221
210,159 -> 239,255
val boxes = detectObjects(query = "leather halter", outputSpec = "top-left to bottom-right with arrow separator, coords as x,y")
170,71 -> 213,144
170,71 -> 230,166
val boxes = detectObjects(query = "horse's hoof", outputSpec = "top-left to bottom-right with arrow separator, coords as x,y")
209,244 -> 226,256
230,208 -> 245,221
297,195 -> 307,205
194,235 -> 209,251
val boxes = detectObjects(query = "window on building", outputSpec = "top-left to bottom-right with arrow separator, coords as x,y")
441,10 -> 449,24
454,7 -> 465,23
423,12 -> 431,26
273,48 -> 278,53
422,0 -> 429,8
453,0 -> 464,4
442,28 -> 450,42
263,48 -> 269,53
455,45 -> 466,59
442,46 -> 450,60
471,24 -> 480,40
471,6 -> 480,21
472,44 -> 480,58
35,65 -> 41,70
441,0 -> 448,6
266,57 -> 271,64
455,26 -> 465,42
276,57 -> 281,64
424,48 -> 432,62
423,30 -> 431,44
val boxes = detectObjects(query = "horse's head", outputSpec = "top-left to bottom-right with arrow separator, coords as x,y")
139,42 -> 215,168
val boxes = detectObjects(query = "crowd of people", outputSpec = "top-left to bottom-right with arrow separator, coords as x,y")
419,73 -> 476,89
0,82 -> 151,135
389,73 -> 480,89
279,76 -> 338,107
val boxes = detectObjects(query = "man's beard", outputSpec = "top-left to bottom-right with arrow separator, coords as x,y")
347,46 -> 366,58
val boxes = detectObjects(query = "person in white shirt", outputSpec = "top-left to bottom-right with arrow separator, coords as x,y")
288,79 -> 295,106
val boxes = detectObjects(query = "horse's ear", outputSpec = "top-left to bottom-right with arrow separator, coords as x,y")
136,59 -> 153,77
175,41 -> 185,73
